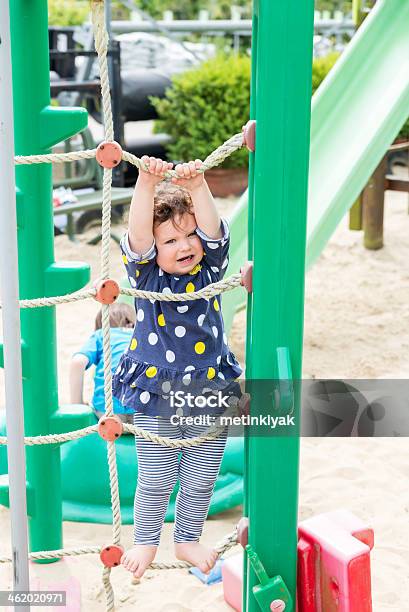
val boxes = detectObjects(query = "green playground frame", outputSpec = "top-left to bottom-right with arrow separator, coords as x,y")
1,0 -> 408,610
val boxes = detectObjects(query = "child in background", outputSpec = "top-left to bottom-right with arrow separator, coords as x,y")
69,303 -> 136,424
113,155 -> 242,579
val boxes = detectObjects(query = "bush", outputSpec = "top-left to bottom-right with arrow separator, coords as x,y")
151,54 -> 251,168
315,1 -> 352,12
397,117 -> 409,141
134,0 -> 251,19
134,0 -> 203,19
48,0 -> 89,26
48,0 -> 127,25
311,52 -> 340,94
151,52 -> 341,168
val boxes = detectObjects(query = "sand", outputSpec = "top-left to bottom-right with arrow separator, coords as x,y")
0,186 -> 408,610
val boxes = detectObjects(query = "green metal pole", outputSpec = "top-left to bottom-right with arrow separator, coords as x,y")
244,1 -> 314,610
0,0 -> 91,558
242,6 -> 257,611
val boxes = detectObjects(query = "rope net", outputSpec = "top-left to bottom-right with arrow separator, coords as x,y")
1,1 -> 246,608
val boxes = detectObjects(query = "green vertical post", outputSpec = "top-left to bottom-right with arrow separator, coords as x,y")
0,0 -> 91,557
243,1 -> 314,610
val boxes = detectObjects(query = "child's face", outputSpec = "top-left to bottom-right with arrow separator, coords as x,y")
154,213 -> 204,275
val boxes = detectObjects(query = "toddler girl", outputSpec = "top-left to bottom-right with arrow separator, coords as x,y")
112,156 -> 242,578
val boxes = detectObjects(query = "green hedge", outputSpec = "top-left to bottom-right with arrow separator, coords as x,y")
397,118 -> 409,141
151,54 -> 251,169
312,52 -> 340,94
48,0 -> 127,25
151,52 -> 341,168
48,0 -> 89,26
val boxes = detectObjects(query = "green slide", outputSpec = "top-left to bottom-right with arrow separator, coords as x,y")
223,0 -> 409,333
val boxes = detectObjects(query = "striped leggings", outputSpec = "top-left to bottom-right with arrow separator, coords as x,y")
133,413 -> 228,545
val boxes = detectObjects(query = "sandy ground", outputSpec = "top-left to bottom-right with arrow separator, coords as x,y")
1,186 -> 409,610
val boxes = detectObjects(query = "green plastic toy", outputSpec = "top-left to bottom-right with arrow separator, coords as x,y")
246,545 -> 292,612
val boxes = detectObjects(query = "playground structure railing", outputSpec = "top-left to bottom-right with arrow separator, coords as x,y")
110,15 -> 354,35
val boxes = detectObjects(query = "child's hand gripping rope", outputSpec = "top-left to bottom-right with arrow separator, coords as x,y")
138,155 -> 174,186
171,160 -> 205,192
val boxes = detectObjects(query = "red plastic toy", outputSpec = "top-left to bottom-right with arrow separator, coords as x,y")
222,511 -> 373,612
297,510 -> 373,611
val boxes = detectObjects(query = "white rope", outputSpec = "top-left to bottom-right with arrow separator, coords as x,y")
0,425 -> 99,446
0,403 -> 237,449
0,546 -> 101,563
17,288 -> 97,309
91,4 -> 123,599
91,1 -> 114,143
7,274 -> 242,310
122,131 -> 244,176
0,529 -> 238,569
14,133 -> 244,171
120,274 -> 242,301
14,149 -> 97,165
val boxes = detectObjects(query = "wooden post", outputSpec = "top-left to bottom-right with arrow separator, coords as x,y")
362,156 -> 387,250
349,195 -> 363,230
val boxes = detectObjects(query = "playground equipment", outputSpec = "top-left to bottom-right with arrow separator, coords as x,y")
222,510 -> 374,612
298,510 -> 373,611
222,0 -> 409,333
0,0 -> 384,610
1,1 -> 288,609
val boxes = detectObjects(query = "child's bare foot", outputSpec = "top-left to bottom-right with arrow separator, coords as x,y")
121,544 -> 157,579
174,541 -> 218,574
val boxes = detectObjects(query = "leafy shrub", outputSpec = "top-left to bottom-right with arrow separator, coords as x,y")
133,0 -> 250,19
397,117 -> 409,141
48,0 -> 127,25
135,0 -> 203,19
151,54 -> 251,168
48,0 -> 89,26
151,52 -> 343,168
311,52 -> 340,94
315,1 -> 352,12
135,0 -> 351,19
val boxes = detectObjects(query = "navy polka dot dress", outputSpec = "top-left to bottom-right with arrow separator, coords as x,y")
112,219 -> 242,417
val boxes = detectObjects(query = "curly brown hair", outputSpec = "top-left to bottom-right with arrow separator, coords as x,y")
153,183 -> 194,228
